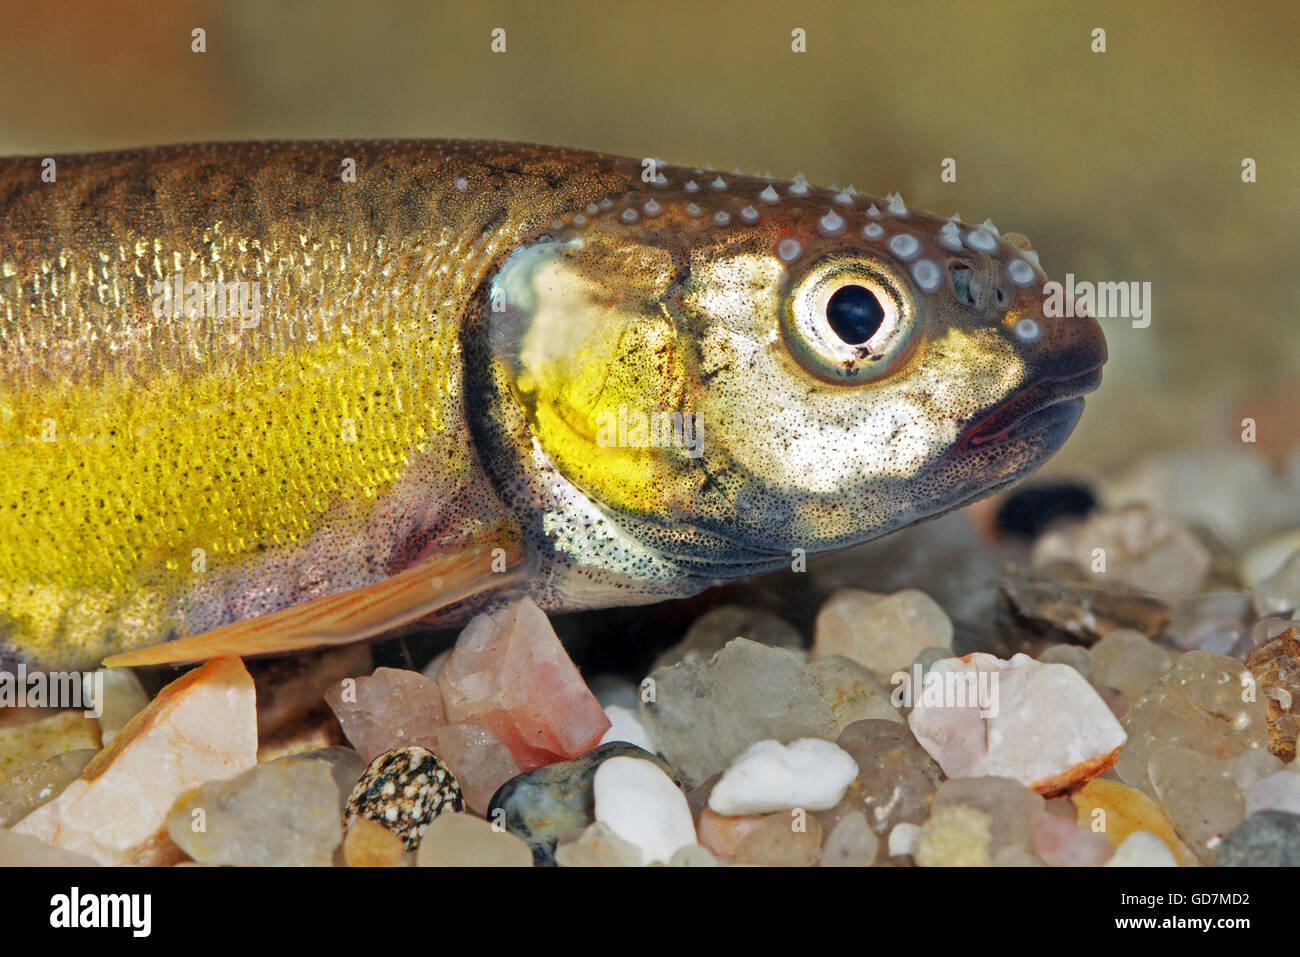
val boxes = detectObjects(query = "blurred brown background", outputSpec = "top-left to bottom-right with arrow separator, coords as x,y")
2,0 -> 1297,473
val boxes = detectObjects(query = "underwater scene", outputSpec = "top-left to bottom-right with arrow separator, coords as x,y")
0,1 -> 1296,929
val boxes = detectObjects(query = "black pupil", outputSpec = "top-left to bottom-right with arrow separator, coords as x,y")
826,285 -> 885,344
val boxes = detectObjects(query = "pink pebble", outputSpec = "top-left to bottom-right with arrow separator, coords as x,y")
324,666 -> 445,763
1031,810 -> 1115,866
437,597 -> 611,769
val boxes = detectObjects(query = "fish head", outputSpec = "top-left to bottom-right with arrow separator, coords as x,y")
471,165 -> 1106,585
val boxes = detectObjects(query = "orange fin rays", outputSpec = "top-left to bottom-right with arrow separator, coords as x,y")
102,538 -> 525,668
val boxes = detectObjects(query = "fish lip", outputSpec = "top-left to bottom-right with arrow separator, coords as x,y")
961,366 -> 1103,448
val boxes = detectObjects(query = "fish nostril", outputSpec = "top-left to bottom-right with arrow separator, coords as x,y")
947,260 -> 977,307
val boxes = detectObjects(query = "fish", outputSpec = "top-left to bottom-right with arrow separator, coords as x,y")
0,140 -> 1106,670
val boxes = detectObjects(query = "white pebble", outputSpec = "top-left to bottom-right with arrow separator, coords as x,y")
889,822 -> 921,856
707,738 -> 858,815
598,705 -> 656,753
908,652 -> 1127,793
1246,769 -> 1300,816
1105,830 -> 1179,867
593,757 -> 696,866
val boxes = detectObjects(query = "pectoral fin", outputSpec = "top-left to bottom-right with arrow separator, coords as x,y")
102,539 -> 525,668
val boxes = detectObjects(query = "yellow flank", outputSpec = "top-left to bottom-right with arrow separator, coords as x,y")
0,307 -> 460,661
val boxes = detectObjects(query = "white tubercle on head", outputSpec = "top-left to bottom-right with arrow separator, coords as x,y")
939,221 -> 964,250
818,209 -> 845,236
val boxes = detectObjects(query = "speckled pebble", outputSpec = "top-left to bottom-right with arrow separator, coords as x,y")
344,746 -> 462,850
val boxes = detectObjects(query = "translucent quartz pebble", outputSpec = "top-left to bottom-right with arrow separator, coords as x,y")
421,649 -> 451,683
94,668 -> 150,744
668,843 -> 718,866
708,739 -> 858,815
1030,809 -> 1114,866
1031,505 -> 1212,593
1245,769 -> 1300,816
598,705 -> 656,753
1244,628 -> 1300,761
0,827 -> 99,866
1214,810 -> 1300,866
1230,749 -> 1283,791
812,588 -> 952,681
1099,447 -> 1295,549
1117,650 -> 1267,793
415,813 -> 533,867
168,758 -> 342,866
555,821 -> 643,867
1105,830 -> 1179,866
1038,643 -> 1092,680
811,655 -> 903,733
292,746 -> 366,813
934,776 -> 1043,855
696,808 -> 769,859
1147,746 -> 1244,863
13,657 -> 257,865
593,756 -> 696,866
438,597 -> 610,769
642,638 -> 836,787
0,749 -> 94,827
324,666 -> 445,763
1250,616 -> 1296,649
908,653 -> 1125,795
1070,778 -> 1196,865
1271,556 -> 1300,608
1240,530 -> 1300,590
821,810 -> 878,866
652,605 -> 802,672
431,723 -> 520,815
914,805 -> 992,867
1167,592 -> 1254,656
807,511 -> 1003,635
1089,629 -> 1173,699
993,846 -> 1044,866
735,812 -> 823,866
831,719 -> 941,833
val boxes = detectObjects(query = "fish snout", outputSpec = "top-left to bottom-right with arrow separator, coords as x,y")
1031,298 -> 1108,387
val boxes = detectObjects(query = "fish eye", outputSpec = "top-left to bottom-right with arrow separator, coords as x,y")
783,255 -> 918,383
825,285 -> 885,344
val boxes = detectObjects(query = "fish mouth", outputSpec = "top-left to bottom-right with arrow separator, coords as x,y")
961,366 -> 1103,448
